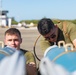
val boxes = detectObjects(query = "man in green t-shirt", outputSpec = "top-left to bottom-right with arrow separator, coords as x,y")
4,28 -> 37,75
37,18 -> 76,53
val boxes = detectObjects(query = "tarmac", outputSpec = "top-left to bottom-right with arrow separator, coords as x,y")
0,27 -> 43,64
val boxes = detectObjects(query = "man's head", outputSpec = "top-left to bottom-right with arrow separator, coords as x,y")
4,28 -> 22,50
37,18 -> 54,35
37,18 -> 58,42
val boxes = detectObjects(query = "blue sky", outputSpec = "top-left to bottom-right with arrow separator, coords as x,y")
2,0 -> 76,22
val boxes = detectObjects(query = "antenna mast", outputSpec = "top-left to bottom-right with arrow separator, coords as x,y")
0,0 -> 2,26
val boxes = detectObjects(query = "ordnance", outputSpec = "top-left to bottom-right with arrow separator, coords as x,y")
44,41 -> 76,72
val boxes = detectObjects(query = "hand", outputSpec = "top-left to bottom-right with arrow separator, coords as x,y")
26,62 -> 37,75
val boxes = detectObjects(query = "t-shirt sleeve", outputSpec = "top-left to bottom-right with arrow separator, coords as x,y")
24,51 -> 36,64
40,36 -> 51,53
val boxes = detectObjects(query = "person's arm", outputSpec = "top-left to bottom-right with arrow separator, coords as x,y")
40,36 -> 51,53
25,51 -> 36,64
69,22 -> 76,48
73,39 -> 76,48
24,51 -> 37,75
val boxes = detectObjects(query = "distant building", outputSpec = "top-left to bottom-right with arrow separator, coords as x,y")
0,10 -> 12,27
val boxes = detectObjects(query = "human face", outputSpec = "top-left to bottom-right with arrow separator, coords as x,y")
4,34 -> 22,50
44,27 -> 57,42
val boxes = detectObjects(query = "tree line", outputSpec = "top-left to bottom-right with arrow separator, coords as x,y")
11,17 -> 76,26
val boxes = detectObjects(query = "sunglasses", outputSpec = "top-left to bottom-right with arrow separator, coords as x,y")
45,33 -> 56,41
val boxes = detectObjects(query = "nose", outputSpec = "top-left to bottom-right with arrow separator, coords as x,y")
11,40 -> 15,44
49,38 -> 55,42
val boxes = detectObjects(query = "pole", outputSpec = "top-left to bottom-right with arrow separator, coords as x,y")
0,0 -> 2,26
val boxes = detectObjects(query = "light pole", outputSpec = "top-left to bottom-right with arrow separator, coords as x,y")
0,0 -> 2,26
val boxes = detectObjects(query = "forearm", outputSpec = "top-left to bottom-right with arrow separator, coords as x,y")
26,62 -> 37,75
73,39 -> 76,48
40,40 -> 51,53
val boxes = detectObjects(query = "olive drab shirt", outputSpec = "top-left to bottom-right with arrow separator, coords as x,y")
24,51 -> 36,64
40,21 -> 76,53
20,49 -> 36,64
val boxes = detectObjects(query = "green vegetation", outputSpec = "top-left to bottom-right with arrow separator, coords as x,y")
11,17 -> 18,25
20,20 -> 39,26
11,18 -> 76,26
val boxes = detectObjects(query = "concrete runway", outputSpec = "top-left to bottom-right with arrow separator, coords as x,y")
0,27 -> 43,64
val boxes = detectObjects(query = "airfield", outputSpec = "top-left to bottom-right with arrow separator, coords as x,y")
0,27 -> 43,64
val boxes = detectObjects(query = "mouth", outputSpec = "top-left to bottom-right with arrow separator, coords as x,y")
49,37 -> 56,42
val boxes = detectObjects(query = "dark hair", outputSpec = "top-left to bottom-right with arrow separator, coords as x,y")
5,28 -> 21,37
37,18 -> 54,35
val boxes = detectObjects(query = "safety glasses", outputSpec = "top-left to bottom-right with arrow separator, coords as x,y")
44,28 -> 56,41
45,33 -> 56,40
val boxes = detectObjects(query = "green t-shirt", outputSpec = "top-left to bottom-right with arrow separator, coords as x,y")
24,51 -> 36,64
20,49 -> 36,64
40,21 -> 76,53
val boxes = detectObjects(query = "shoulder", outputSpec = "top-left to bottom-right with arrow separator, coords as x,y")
65,22 -> 76,33
20,48 -> 34,55
20,48 -> 28,54
67,21 -> 76,28
56,22 -> 63,30
62,21 -> 76,28
23,50 -> 36,64
57,21 -> 76,30
25,51 -> 34,56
